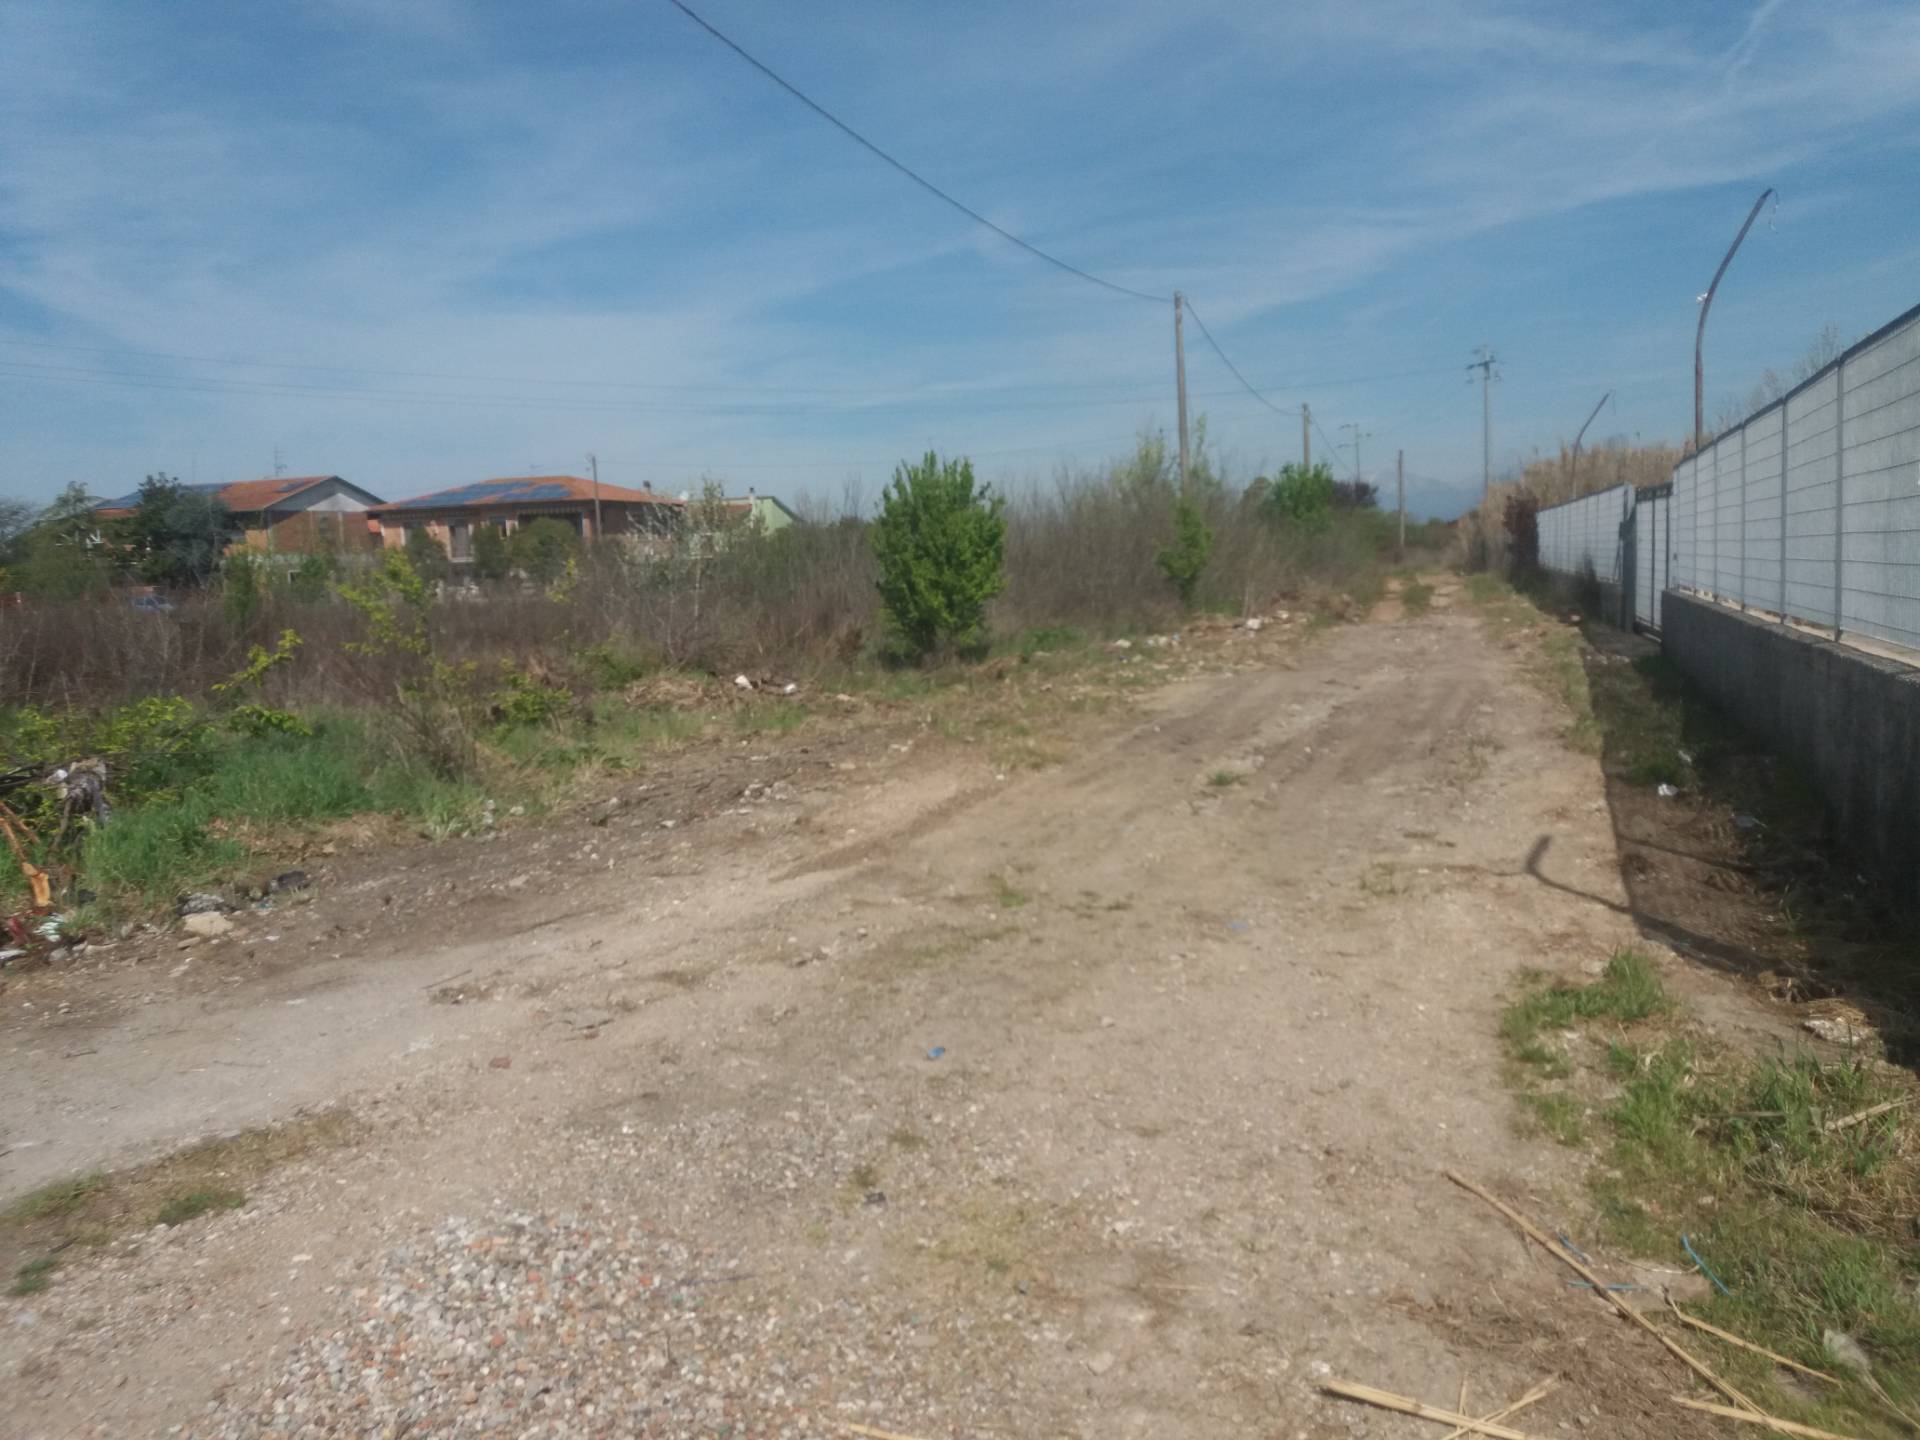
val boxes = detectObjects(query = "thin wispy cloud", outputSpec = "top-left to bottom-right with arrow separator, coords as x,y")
1,0 -> 1915,513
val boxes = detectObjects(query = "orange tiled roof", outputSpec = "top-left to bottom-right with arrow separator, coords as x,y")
371,476 -> 683,512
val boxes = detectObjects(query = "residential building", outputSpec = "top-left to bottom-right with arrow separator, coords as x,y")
726,490 -> 799,533
370,476 -> 682,564
94,475 -> 384,554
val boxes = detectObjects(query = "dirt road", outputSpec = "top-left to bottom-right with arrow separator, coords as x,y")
7,583 -> 1683,1437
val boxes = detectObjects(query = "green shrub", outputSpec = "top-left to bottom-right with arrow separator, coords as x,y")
871,452 -> 1006,660
403,526 -> 452,584
471,523 -> 511,581
1155,495 -> 1212,608
510,519 -> 579,585
1264,461 -> 1336,532
489,664 -> 573,726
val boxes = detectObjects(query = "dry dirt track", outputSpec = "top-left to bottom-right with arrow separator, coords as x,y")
8,584 -> 1704,1438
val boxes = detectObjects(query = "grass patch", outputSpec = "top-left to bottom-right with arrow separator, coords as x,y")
5,1173 -> 104,1222
1500,949 -> 1671,1055
1400,580 -> 1434,616
987,873 -> 1031,909
1501,958 -> 1920,1434
1522,1091 -> 1585,1145
0,1111 -> 355,1281
9,1256 -> 57,1296
153,1186 -> 246,1227
1206,769 -> 1244,788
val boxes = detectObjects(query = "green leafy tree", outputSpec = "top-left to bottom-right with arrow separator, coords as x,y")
116,474 -> 232,585
1156,495 -> 1213,607
289,551 -> 335,602
223,551 -> 267,629
1264,461 -> 1336,533
15,483 -> 107,599
470,523 -> 510,580
403,526 -> 452,584
870,452 -> 1006,659
510,517 -> 580,585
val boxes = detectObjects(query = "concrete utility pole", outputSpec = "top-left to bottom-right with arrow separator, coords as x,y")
588,453 -> 603,540
1470,346 -> 1498,503
1173,292 -> 1191,494
1301,402 -> 1311,470
1397,449 -> 1406,561
1694,187 -> 1775,450
1340,422 -> 1371,485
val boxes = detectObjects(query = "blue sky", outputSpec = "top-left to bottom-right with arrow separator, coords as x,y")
1,0 -> 1916,519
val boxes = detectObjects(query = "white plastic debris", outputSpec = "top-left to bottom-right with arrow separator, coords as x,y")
1657,783 -> 1679,798
733,674 -> 754,691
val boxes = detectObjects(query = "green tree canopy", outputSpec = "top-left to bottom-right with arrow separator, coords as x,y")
510,517 -> 580,584
403,525 -> 452,584
870,452 -> 1006,660
1264,461 -> 1337,532
115,474 -> 232,585
470,523 -> 510,580
1156,495 -> 1213,608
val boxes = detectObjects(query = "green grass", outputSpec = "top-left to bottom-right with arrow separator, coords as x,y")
5,1173 -> 104,1222
9,1256 -> 57,1296
152,1187 -> 246,1227
733,700 -> 808,735
1501,957 -> 1920,1434
1206,769 -> 1244,788
1501,949 -> 1671,1057
1400,580 -> 1434,616
987,873 -> 1030,909
1522,1091 -> 1585,1145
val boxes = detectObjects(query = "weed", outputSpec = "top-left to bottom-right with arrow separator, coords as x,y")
847,1161 -> 882,1194
1206,770 -> 1244,788
733,700 -> 808,735
5,1173 -> 104,1222
888,1127 -> 928,1151
1523,1092 -> 1585,1145
1503,958 -> 1920,1433
153,1187 -> 247,1227
9,1256 -> 56,1296
1400,580 -> 1434,616
1358,862 -> 1404,897
1500,949 -> 1671,1057
987,873 -> 1030,909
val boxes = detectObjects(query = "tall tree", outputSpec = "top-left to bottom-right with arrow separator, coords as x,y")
115,474 -> 232,585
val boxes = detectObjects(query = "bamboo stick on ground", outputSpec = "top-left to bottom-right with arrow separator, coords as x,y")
1438,1378 -> 1558,1440
1825,1097 -> 1911,1132
1320,1380 -> 1544,1439
1444,1171 -> 1793,1432
1670,1396 -> 1865,1440
1665,1298 -> 1838,1384
844,1425 -> 933,1440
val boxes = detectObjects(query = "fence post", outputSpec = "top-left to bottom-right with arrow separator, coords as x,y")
1832,358 -> 1846,640
1738,425 -> 1748,610
1778,405 -> 1789,624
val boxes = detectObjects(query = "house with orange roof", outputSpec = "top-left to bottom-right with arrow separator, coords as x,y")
369,476 -> 683,565
94,475 -> 385,554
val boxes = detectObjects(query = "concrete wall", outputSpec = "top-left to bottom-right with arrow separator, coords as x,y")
1662,591 -> 1920,883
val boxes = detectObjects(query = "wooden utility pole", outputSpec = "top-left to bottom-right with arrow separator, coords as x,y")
1173,292 -> 1190,493
1397,449 -> 1406,561
588,452 -> 603,541
1301,402 -> 1311,469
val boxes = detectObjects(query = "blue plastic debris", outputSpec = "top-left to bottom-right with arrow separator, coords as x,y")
1227,919 -> 1251,933
1682,1234 -> 1731,1296
927,1046 -> 945,1060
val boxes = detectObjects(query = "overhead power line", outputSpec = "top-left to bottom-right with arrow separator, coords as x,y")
665,0 -> 1168,305
1180,299 -> 1292,417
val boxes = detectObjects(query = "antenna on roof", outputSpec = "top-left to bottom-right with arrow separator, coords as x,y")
272,445 -> 286,478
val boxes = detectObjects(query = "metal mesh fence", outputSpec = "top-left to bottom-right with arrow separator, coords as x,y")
1537,301 -> 1920,654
